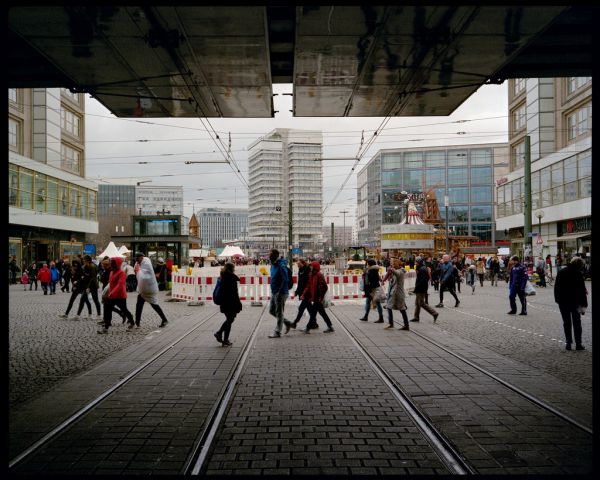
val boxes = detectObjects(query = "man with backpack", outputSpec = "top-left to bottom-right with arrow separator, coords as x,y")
267,249 -> 291,338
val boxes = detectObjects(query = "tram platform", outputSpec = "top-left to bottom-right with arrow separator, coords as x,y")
8,287 -> 594,475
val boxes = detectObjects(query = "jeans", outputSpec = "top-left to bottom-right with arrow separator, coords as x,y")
50,281 -> 57,294
558,304 -> 582,346
364,294 -> 383,319
509,286 -> 526,313
269,292 -> 288,334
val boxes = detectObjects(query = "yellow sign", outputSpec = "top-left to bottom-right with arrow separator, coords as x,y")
381,233 -> 433,240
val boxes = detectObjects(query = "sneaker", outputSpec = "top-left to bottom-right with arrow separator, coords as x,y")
72,315 -> 81,321
268,332 -> 281,338
222,340 -> 232,347
433,313 -> 439,323
323,327 -> 334,333
283,319 -> 292,334
435,303 -> 444,308
359,317 -> 368,321
97,328 -> 108,334
576,344 -> 585,350
58,314 -> 68,319
384,324 -> 394,329
409,318 -> 419,322
214,331 -> 223,343
159,321 -> 168,328
399,326 -> 410,331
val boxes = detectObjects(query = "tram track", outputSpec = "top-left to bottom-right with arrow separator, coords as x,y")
9,307 -> 267,473
329,307 -> 593,474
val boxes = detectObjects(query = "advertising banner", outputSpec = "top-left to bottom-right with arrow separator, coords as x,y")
381,224 -> 434,249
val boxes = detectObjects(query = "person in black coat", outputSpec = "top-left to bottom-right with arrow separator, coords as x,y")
359,260 -> 384,322
410,257 -> 439,323
554,257 -> 588,350
284,259 -> 312,332
214,262 -> 243,347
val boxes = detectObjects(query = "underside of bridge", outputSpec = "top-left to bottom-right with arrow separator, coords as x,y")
7,6 -> 592,118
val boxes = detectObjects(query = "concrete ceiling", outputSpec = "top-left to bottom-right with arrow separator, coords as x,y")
7,6 -> 592,118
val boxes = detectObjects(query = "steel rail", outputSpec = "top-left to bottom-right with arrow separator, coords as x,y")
9,310 -> 221,470
329,310 -> 474,475
183,304 -> 267,475
410,328 -> 593,436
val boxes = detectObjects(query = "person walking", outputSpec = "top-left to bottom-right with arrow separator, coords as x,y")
58,260 -> 91,319
27,262 -> 38,291
475,257 -> 486,287
545,254 -> 553,277
154,257 -> 167,291
267,249 -> 290,338
535,255 -> 547,287
98,257 -> 134,334
135,255 -> 169,330
410,257 -> 439,323
359,259 -> 385,322
554,257 -> 587,350
213,262 -> 242,346
507,255 -> 528,315
49,261 -> 60,295
20,271 -> 29,290
383,259 -> 410,330
125,260 -> 137,292
453,261 -> 462,293
299,261 -> 334,334
9,256 -> 20,284
81,255 -> 102,319
60,259 -> 71,292
436,254 -> 460,308
284,258 -> 311,333
37,263 -> 51,295
466,263 -> 477,294
489,256 -> 500,286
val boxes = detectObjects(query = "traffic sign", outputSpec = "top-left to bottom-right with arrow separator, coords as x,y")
527,232 -> 538,237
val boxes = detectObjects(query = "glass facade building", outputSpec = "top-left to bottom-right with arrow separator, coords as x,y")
357,143 -> 509,248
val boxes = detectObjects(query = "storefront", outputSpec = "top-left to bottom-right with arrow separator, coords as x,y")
556,216 -> 591,258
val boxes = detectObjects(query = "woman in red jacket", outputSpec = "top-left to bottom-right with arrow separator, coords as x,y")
36,263 -> 51,295
98,257 -> 134,334
300,261 -> 334,334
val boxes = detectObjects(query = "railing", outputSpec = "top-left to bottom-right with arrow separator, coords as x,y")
172,270 -> 417,303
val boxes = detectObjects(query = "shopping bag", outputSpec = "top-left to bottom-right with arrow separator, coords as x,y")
524,280 -> 536,296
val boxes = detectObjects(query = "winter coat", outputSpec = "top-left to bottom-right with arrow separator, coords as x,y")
554,263 -> 587,308
136,257 -> 159,304
295,264 -> 310,297
270,257 -> 289,295
219,270 -> 243,315
490,259 -> 500,274
385,268 -> 407,311
466,265 -> 476,285
108,257 -> 127,299
81,262 -> 99,290
440,262 -> 454,284
302,261 -> 328,303
50,266 -> 60,283
27,264 -> 38,279
476,260 -> 485,275
413,264 -> 430,294
509,263 -> 528,291
37,266 -> 51,283
71,264 -> 85,293
364,265 -> 381,296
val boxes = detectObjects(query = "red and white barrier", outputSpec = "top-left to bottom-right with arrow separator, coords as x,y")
172,269 -> 417,303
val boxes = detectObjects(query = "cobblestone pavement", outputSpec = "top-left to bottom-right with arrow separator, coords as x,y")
8,285 -> 191,408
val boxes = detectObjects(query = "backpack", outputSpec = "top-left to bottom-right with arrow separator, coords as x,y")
213,277 -> 222,305
286,266 -> 294,290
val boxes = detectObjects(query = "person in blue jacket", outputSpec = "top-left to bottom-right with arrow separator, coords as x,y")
507,255 -> 528,315
49,261 -> 60,295
267,249 -> 290,338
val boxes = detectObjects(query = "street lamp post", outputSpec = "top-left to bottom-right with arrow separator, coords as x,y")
444,195 -> 449,254
339,210 -> 349,257
536,210 -> 544,255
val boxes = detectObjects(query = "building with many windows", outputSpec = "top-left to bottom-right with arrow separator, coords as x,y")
196,208 -> 249,249
9,88 -> 97,268
356,143 -> 509,250
495,77 -> 592,262
247,129 -> 323,256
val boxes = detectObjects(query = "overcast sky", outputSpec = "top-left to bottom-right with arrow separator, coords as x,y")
84,82 -> 508,227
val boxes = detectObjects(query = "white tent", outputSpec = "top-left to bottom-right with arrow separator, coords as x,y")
97,241 -> 125,259
189,248 -> 211,258
117,245 -> 130,255
218,245 -> 245,258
